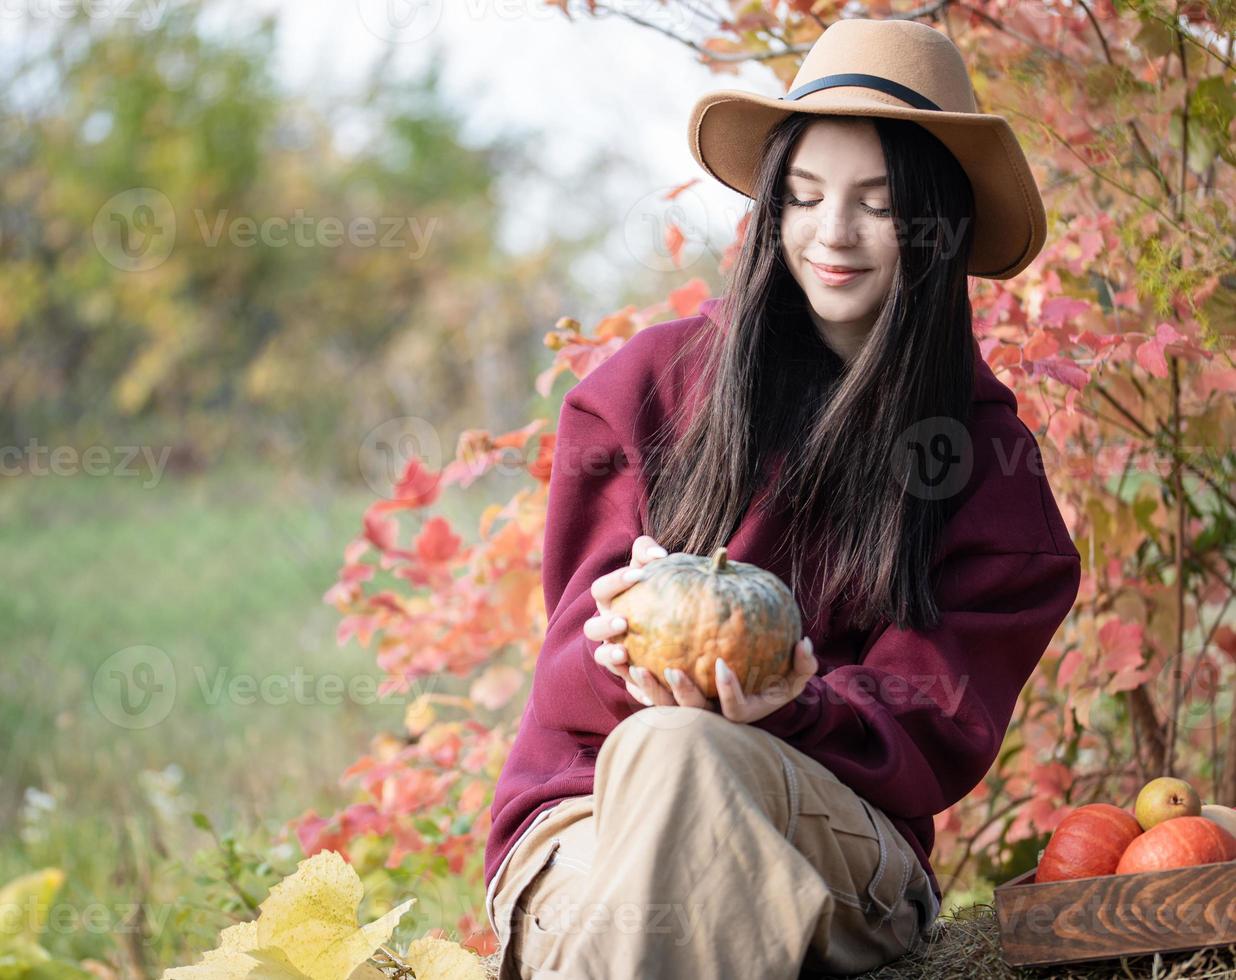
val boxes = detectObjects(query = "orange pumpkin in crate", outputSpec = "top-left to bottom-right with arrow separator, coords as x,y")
1115,816 -> 1236,874
1036,803 -> 1143,882
609,545 -> 802,700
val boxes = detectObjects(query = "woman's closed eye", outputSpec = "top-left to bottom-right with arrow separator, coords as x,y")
783,194 -> 891,217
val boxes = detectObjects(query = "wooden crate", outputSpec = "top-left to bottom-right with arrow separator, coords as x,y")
994,859 -> 1236,967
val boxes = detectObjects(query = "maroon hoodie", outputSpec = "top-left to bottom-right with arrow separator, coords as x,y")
484,296 -> 1081,913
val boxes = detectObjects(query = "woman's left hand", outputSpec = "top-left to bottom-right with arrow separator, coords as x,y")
626,637 -> 817,724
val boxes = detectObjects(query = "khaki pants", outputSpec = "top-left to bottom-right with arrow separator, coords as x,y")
489,706 -> 939,979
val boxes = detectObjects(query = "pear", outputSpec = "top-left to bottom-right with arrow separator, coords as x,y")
1134,776 -> 1201,831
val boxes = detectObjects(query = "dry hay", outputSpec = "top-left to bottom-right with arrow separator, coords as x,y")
479,904 -> 1236,979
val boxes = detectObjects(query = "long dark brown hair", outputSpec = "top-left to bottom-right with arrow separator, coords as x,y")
641,112 -> 977,634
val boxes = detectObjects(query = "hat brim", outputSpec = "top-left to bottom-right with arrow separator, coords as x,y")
688,89 -> 1046,280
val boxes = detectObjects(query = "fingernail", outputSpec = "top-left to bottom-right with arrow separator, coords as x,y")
630,666 -> 646,682
804,636 -> 814,655
715,658 -> 732,681
665,667 -> 682,685
623,568 -> 646,582
611,616 -> 627,630
648,546 -> 668,558
608,647 -> 625,665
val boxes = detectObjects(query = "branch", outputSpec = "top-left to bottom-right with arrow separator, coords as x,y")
1164,355 -> 1185,776
1093,382 -> 1236,513
1074,0 -> 1175,203
950,1 -> 1087,71
1128,685 -> 1167,775
1003,104 -> 1201,241
1175,4 -> 1191,225
589,0 -> 953,66
1140,5 -> 1236,72
943,793 -> 1035,891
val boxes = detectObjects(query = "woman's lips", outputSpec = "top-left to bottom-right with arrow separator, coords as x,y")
809,263 -> 870,286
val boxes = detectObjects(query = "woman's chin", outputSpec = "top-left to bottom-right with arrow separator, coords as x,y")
805,297 -> 875,323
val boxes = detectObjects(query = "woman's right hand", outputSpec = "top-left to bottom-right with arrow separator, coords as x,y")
585,535 -> 668,705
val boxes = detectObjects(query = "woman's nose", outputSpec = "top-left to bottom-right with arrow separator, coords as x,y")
810,200 -> 864,248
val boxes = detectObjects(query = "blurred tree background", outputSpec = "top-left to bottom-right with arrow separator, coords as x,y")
0,1 -> 660,477
0,2 -> 708,974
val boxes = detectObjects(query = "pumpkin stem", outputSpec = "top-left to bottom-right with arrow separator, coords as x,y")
709,546 -> 728,573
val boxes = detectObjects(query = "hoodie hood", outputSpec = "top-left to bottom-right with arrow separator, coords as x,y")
697,296 -> 1017,412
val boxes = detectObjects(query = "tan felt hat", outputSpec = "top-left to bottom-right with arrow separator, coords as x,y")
687,17 -> 1047,280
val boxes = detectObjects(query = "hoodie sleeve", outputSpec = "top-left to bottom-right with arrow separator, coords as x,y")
529,388 -> 649,738
750,407 -> 1082,821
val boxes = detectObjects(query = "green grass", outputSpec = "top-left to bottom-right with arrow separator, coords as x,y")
0,456 -> 490,971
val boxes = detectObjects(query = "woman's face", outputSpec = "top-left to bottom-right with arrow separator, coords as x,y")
778,117 -> 899,362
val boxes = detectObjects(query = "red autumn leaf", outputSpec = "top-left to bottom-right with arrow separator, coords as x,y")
362,508 -> 399,550
491,418 -> 546,450
1134,322 -> 1189,378
1057,647 -> 1084,687
593,307 -> 639,343
720,211 -> 751,273
1039,296 -> 1091,328
439,833 -> 474,876
294,811 -> 349,860
385,824 -> 427,869
1075,329 -> 1122,354
528,431 -> 554,483
664,177 -> 699,200
1027,355 -> 1091,390
1135,343 -> 1166,379
1215,625 -> 1236,665
370,457 -> 442,514
561,335 -> 625,381
1098,618 -> 1150,691
1198,367 -> 1236,392
668,277 -> 711,318
416,516 -> 462,564
1023,328 -> 1060,360
391,456 -> 441,505
339,802 -> 387,839
665,222 -> 685,268
336,614 -> 378,648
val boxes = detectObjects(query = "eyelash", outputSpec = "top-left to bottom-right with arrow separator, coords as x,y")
783,196 -> 892,217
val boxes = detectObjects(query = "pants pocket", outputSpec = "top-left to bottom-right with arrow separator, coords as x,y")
513,895 -> 563,976
510,840 -> 592,977
795,771 -> 915,928
493,838 -> 561,980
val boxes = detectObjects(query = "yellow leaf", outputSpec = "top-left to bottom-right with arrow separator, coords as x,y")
161,851 -> 415,980
402,937 -> 489,980
404,694 -> 436,737
162,920 -> 273,978
0,868 -> 65,945
255,851 -> 414,980
346,966 -> 389,980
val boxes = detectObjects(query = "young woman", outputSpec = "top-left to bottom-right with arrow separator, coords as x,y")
485,17 -> 1081,979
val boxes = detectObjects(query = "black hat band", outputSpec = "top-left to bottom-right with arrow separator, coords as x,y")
780,72 -> 942,112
